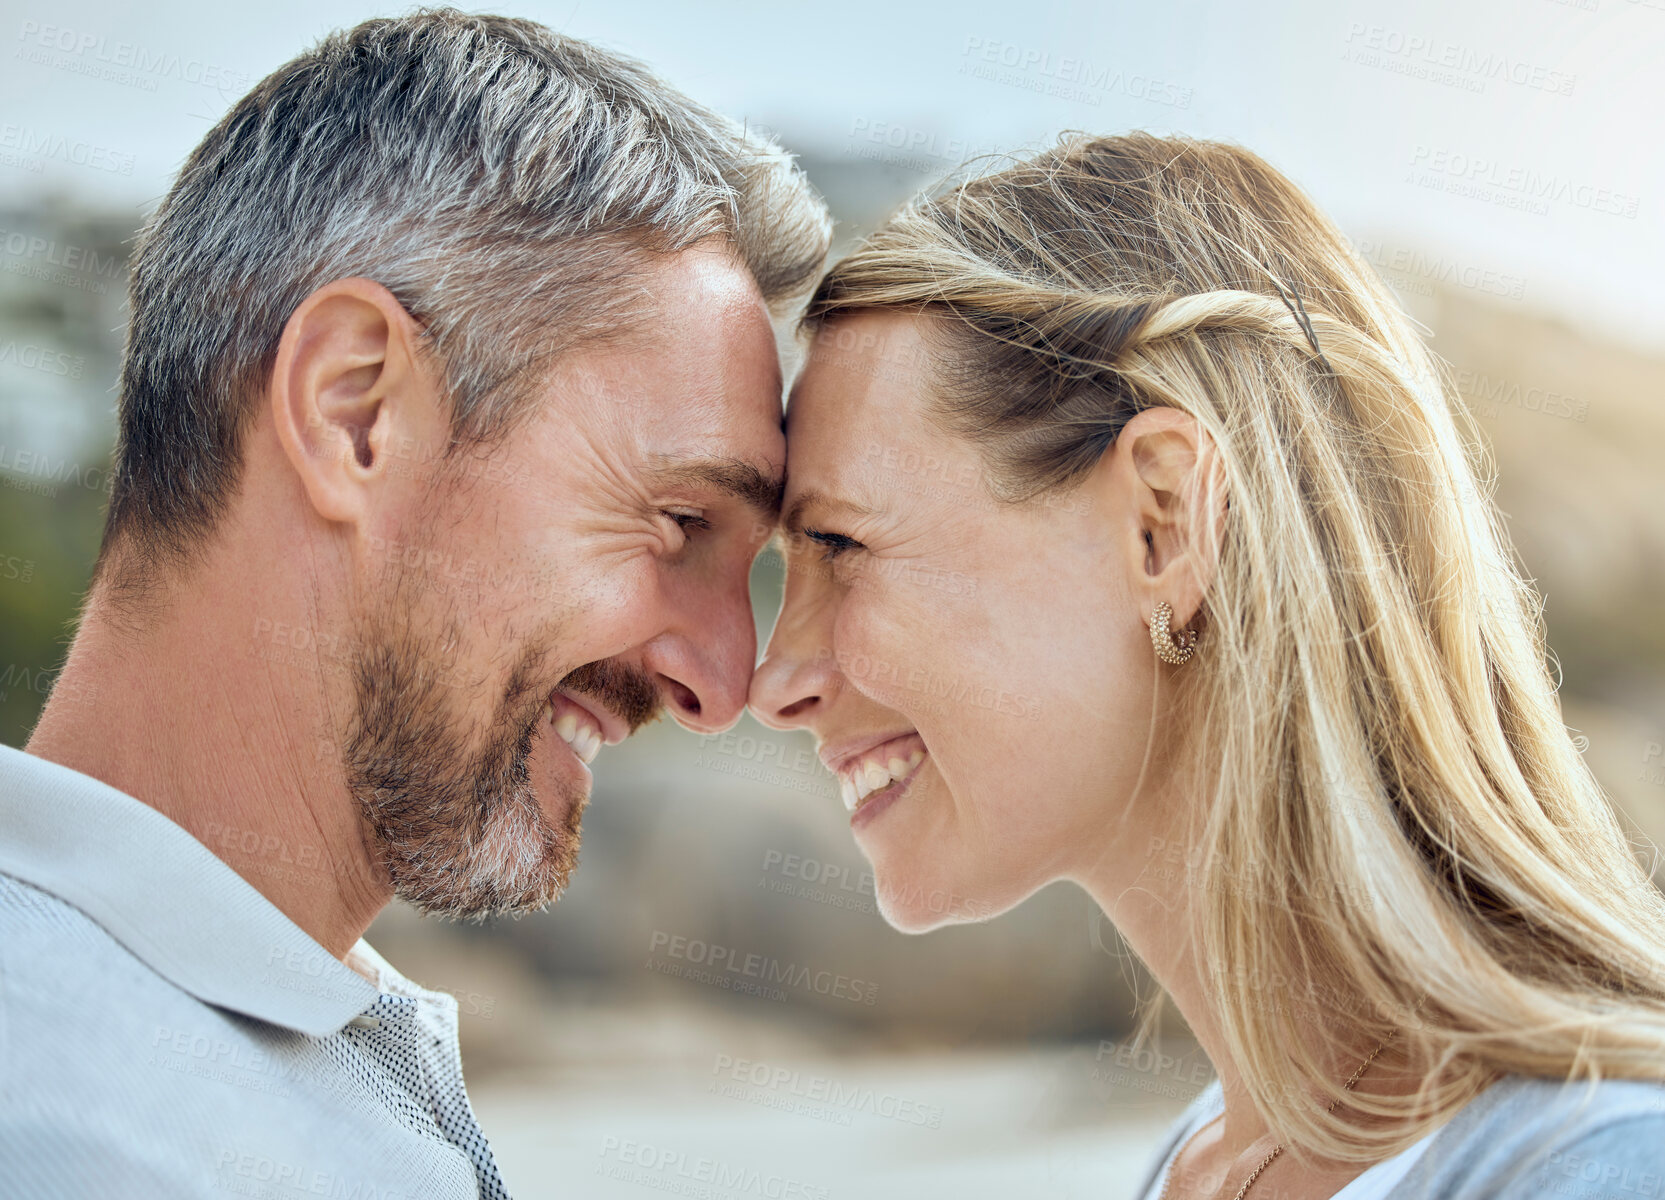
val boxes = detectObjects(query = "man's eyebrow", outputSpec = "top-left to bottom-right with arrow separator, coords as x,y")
781,489 -> 877,534
647,457 -> 784,519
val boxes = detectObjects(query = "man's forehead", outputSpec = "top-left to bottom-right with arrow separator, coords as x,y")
549,295 -> 784,457
633,241 -> 775,348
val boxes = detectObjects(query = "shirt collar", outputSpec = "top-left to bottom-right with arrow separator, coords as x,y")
0,742 -> 383,1036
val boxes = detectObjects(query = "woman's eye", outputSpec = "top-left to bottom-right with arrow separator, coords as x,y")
802,528 -> 863,562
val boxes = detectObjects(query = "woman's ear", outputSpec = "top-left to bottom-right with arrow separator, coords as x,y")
1089,406 -> 1228,630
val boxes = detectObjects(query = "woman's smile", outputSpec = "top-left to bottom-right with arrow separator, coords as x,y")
820,730 -> 928,820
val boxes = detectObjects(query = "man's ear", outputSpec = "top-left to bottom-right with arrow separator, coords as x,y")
268,277 -> 432,526
1090,406 -> 1228,630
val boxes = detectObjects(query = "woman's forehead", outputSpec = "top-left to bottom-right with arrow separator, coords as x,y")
788,313 -> 933,436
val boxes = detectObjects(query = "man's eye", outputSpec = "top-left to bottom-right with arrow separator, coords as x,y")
661,510 -> 712,536
802,528 -> 862,562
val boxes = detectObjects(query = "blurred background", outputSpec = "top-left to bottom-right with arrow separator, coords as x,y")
2,0 -> 1662,1196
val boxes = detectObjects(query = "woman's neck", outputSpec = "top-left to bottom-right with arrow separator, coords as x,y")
1075,805 -> 1428,1161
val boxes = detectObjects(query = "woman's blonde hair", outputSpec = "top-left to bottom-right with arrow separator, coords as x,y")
804,132 -> 1665,1161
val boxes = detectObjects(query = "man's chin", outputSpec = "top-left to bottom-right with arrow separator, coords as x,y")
395,801 -> 578,921
343,615 -> 593,920
385,744 -> 585,922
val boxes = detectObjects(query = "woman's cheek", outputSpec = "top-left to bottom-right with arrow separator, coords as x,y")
833,583 -> 902,684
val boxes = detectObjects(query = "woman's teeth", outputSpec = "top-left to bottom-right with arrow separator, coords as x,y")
540,700 -> 603,764
839,749 -> 925,812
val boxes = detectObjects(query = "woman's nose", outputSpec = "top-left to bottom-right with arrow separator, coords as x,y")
748,633 -> 837,731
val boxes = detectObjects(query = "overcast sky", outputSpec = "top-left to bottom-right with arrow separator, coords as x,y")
2,0 -> 1661,350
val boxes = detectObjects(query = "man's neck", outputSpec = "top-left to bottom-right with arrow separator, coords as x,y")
24,577 -> 390,959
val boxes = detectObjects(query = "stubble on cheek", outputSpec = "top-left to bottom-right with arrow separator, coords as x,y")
339,578 -> 581,920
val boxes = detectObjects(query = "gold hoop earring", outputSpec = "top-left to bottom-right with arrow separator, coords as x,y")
1150,600 -> 1199,665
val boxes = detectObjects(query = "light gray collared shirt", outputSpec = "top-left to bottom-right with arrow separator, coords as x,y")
0,741 -> 511,1199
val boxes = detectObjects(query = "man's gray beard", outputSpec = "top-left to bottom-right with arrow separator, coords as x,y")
341,590 -> 582,922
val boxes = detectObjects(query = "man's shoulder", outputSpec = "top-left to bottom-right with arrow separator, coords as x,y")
0,868 -> 138,988
0,870 -> 477,1198
1,867 -> 170,991
0,871 -> 239,1193
0,868 -> 252,1073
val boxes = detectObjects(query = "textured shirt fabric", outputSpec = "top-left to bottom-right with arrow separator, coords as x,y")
0,741 -> 511,1199
1136,1072 -> 1665,1199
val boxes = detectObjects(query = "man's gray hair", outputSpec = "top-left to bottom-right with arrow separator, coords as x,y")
101,8 -> 830,595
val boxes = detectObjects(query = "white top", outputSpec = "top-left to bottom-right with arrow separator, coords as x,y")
1141,1085 -> 1439,1200
0,742 -> 509,1199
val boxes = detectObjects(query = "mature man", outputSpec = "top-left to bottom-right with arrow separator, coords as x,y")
0,10 -> 828,1196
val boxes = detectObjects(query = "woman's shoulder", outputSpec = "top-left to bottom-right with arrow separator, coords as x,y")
1403,1073 -> 1665,1196
1134,1075 -> 1665,1200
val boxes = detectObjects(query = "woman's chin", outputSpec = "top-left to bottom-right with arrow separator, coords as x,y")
874,893 -> 953,934
853,772 -> 1011,930
871,871 -> 1004,933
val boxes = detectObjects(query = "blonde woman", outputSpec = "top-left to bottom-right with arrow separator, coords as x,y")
747,133 -> 1665,1198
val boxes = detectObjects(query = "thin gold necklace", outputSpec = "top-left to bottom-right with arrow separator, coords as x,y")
1157,1028 -> 1399,1200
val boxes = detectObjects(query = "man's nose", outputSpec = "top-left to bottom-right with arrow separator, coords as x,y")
642,576 -> 758,735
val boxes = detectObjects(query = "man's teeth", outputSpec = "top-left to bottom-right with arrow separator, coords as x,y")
841,748 -> 925,812
544,702 -> 602,764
